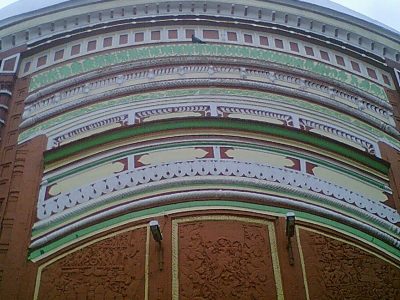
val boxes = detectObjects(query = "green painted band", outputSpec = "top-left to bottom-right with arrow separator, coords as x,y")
44,118 -> 389,174
28,200 -> 400,261
29,44 -> 387,100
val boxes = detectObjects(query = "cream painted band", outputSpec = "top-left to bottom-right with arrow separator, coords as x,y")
43,130 -> 387,181
36,160 -> 398,227
46,146 -> 387,202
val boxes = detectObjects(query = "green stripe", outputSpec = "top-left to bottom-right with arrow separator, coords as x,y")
44,118 -> 389,174
29,44 -> 388,101
28,200 -> 400,261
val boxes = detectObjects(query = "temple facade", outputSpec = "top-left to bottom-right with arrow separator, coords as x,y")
0,0 -> 399,299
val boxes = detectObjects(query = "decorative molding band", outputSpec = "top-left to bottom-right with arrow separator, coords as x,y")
41,118 -> 390,174
27,44 -> 388,101
2,1 -> 398,62
36,159 -> 399,227
22,64 -> 394,127
0,89 -> 12,96
18,22 -> 394,91
21,77 -> 396,137
43,140 -> 388,191
19,86 -> 400,157
25,55 -> 391,112
217,105 -> 294,125
28,197 -> 400,263
43,102 -> 378,155
298,118 -> 379,155
52,114 -> 129,147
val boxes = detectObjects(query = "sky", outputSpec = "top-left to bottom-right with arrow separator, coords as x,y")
0,0 -> 399,32
332,0 -> 400,32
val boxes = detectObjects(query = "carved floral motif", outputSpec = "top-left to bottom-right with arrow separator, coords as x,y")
300,229 -> 400,300
38,228 -> 146,299
178,221 -> 276,299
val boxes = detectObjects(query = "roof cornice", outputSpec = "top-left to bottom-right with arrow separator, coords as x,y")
0,0 -> 399,61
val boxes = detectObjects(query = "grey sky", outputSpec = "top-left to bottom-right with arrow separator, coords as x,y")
332,0 -> 400,32
0,0 -> 399,31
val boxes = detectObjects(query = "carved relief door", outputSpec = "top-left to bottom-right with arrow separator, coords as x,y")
171,215 -> 284,300
33,214 -> 286,299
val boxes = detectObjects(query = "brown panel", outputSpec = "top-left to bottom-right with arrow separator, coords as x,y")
244,34 -> 253,43
148,216 -> 173,300
151,31 -> 161,41
299,228 -> 400,299
335,55 -> 345,66
168,30 -> 178,39
320,50 -> 330,61
227,32 -> 237,41
119,34 -> 128,45
305,46 -> 314,56
0,135 -> 47,299
260,36 -> 269,46
0,77 -> 43,299
275,39 -> 284,49
54,49 -> 64,61
351,61 -> 361,72
135,32 -> 144,42
36,55 -> 47,67
103,37 -> 112,47
37,227 -> 147,299
185,29 -> 195,39
70,44 -> 80,56
87,40 -> 97,51
176,218 -> 279,299
367,67 -> 377,79
290,42 -> 299,52
274,217 -> 307,300
203,30 -> 219,39
2,57 -> 16,71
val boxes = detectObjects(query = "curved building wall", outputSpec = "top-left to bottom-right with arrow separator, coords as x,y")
0,1 -> 399,299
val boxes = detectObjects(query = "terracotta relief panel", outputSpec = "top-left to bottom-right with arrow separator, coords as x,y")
37,227 -> 147,300
173,216 -> 283,300
298,228 -> 400,300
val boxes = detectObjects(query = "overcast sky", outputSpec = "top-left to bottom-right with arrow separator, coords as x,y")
332,0 -> 400,31
0,0 -> 399,31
